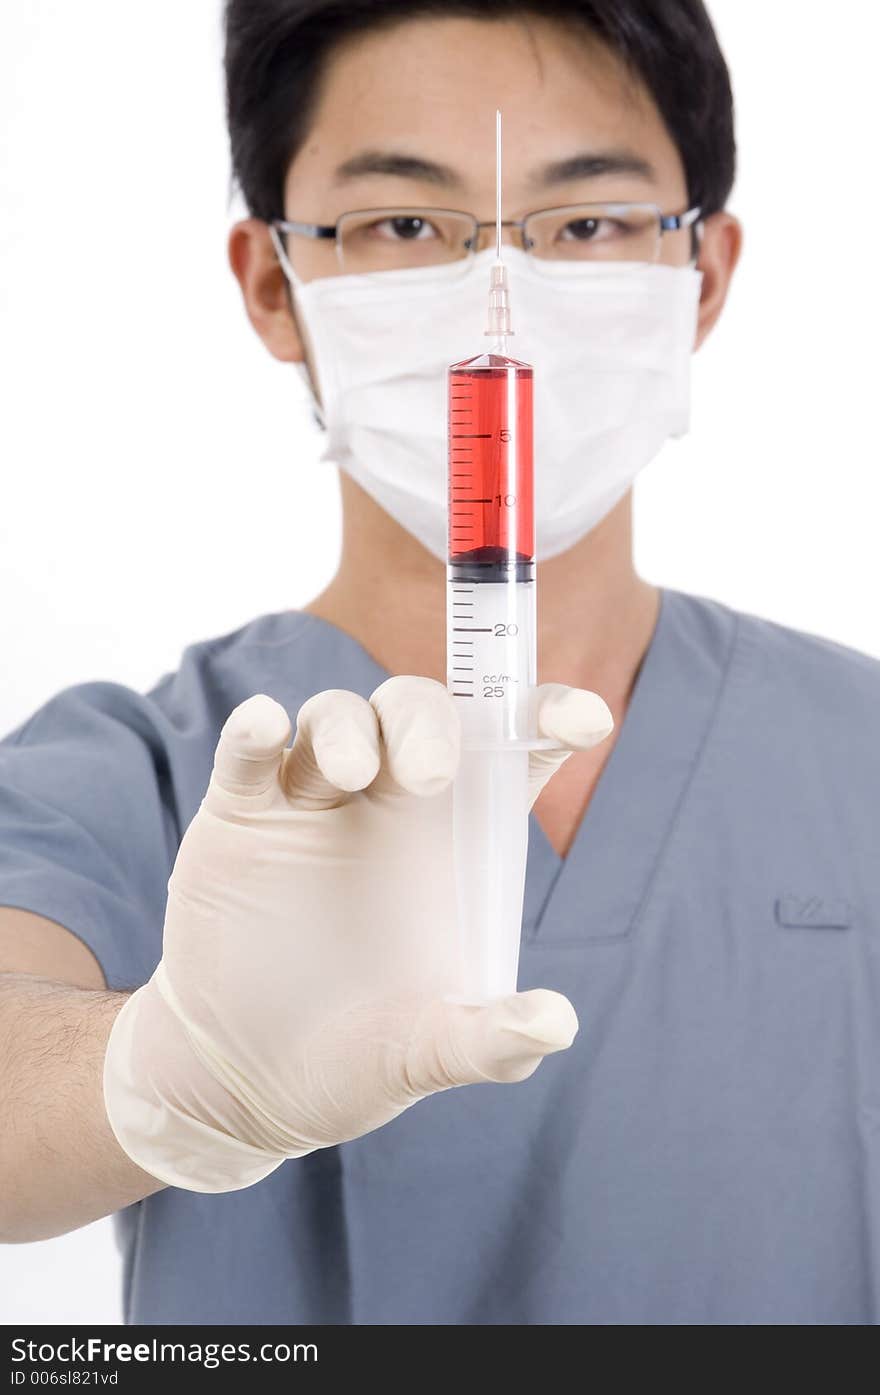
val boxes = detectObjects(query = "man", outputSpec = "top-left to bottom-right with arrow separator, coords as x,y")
2,0 -> 878,1326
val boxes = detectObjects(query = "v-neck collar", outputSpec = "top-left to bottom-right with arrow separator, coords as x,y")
523,586 -> 740,945
279,586 -> 740,947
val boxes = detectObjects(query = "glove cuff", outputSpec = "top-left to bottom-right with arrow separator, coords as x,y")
102,974 -> 290,1194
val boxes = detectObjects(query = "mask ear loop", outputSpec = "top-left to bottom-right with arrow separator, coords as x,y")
267,224 -> 327,431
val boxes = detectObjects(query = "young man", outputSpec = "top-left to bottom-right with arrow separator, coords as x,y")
2,1 -> 878,1326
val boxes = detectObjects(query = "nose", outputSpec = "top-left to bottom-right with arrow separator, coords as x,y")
472,220 -> 524,254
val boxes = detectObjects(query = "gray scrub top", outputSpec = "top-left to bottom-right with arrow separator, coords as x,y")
1,586 -> 879,1326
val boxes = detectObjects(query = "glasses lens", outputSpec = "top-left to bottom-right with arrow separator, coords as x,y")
524,203 -> 661,266
337,208 -> 475,273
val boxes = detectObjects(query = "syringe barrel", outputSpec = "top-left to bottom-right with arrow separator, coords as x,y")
447,353 -> 534,566
446,350 -> 542,1002
446,353 -> 537,749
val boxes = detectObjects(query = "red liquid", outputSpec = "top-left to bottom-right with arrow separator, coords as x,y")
447,353 -> 534,565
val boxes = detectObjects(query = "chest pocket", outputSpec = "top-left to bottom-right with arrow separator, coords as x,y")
775,895 -> 853,930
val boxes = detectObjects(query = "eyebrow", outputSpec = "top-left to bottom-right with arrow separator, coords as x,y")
333,150 -> 465,189
332,146 -> 657,191
533,149 -> 657,187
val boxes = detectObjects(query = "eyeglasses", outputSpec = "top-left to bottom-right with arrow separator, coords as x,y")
271,202 -> 702,277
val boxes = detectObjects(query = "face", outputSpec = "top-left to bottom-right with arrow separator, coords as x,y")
230,14 -> 741,374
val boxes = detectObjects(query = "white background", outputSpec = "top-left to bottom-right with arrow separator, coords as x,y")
1,0 -> 878,1325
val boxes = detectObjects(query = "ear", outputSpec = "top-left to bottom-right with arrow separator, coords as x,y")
692,211 -> 743,351
228,218 -> 305,364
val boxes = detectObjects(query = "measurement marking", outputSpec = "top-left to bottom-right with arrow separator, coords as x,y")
452,433 -> 492,439
453,627 -> 492,632
452,691 -> 474,697
452,498 -> 492,503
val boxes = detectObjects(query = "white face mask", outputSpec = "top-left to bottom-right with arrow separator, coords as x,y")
273,239 -> 703,561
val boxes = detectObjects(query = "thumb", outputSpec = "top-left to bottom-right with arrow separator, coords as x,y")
527,684 -> 614,808
405,989 -> 579,1093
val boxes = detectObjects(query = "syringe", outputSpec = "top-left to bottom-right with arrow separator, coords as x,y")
446,111 -> 554,1003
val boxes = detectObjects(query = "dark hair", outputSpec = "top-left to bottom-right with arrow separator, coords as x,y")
224,0 -> 735,222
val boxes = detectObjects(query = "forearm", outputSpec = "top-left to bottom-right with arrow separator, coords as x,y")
0,973 -> 165,1242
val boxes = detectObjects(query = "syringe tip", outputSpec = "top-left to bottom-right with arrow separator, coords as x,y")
485,259 -> 513,339
489,263 -> 507,288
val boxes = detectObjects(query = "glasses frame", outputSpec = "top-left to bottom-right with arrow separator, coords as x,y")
270,201 -> 704,270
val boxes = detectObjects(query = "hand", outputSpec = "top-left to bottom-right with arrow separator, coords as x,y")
103,677 -> 613,1192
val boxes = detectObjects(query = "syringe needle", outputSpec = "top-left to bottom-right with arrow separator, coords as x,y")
496,108 -> 502,264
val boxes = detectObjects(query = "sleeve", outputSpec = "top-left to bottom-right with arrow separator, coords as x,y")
0,680 -> 180,990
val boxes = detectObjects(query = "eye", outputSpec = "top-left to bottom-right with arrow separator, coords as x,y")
368,215 -> 439,242
558,216 -> 614,243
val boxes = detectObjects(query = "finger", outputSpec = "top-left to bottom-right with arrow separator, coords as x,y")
403,988 -> 579,1094
367,676 -> 461,800
281,689 -> 382,810
527,684 -> 614,809
208,694 -> 292,803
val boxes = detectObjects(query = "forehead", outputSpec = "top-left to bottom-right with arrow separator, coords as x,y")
285,14 -> 686,205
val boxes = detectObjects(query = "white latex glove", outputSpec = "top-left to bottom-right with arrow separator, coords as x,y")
103,677 -> 613,1193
